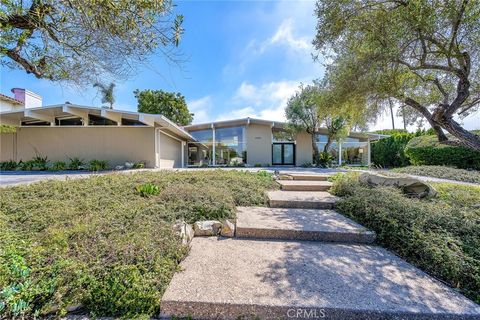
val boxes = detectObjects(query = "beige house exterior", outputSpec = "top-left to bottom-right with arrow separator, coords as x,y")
1,104 -> 385,169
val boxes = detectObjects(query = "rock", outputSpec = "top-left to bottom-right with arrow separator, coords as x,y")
359,172 -> 437,198
220,219 -> 235,237
173,220 -> 194,245
194,220 -> 222,236
125,161 -> 135,169
114,165 -> 125,170
277,174 -> 294,180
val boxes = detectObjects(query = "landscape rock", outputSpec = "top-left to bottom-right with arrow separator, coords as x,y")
173,220 -> 194,245
125,162 -> 135,169
359,172 -> 437,198
193,220 -> 222,236
220,219 -> 235,237
114,165 -> 125,170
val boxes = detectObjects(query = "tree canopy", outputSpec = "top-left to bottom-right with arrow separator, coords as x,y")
0,0 -> 184,85
314,0 -> 480,150
93,82 -> 115,109
134,89 -> 193,126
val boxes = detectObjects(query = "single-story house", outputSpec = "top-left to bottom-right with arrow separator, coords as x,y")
0,104 -> 387,168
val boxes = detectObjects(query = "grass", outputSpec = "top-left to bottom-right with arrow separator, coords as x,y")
330,172 -> 480,304
392,165 -> 480,184
0,170 -> 278,318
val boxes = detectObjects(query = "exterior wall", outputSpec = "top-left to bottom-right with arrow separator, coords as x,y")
295,131 -> 313,166
246,123 -> 272,166
0,133 -> 15,161
0,100 -> 22,112
158,131 -> 183,168
2,127 -> 156,167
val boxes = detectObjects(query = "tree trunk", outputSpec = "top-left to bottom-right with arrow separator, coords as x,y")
437,116 -> 480,151
388,98 -> 395,130
401,105 -> 407,130
311,132 -> 320,166
324,136 -> 333,153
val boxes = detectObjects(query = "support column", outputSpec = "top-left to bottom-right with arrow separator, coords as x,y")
367,140 -> 371,167
181,141 -> 185,168
338,142 -> 342,166
212,124 -> 216,166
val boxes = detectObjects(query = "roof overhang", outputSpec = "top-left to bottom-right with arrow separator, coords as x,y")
184,117 -> 286,131
0,104 -> 196,141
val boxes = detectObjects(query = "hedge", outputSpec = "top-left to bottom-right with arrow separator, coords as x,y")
405,134 -> 480,170
371,129 -> 433,168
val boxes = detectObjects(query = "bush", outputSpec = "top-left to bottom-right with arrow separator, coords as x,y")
31,156 -> 50,171
330,173 -> 480,303
0,170 -> 278,318
318,151 -> 334,167
50,161 -> 67,171
136,183 -> 160,197
68,157 -> 85,170
0,160 -> 18,171
405,135 -> 480,169
88,160 -> 109,172
371,129 -> 433,168
18,160 -> 35,171
393,166 -> 480,184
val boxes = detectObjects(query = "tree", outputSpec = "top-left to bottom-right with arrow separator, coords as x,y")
134,89 -> 193,126
324,116 -> 350,153
93,82 -> 115,109
285,84 -> 322,165
1,0 -> 184,85
314,0 -> 480,150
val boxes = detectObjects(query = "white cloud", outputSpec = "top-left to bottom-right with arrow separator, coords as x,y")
218,80 -> 301,122
259,19 -> 311,53
187,95 -> 213,124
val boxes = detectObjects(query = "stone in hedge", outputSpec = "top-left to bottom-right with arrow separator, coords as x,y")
193,220 -> 222,236
173,220 -> 194,245
220,219 -> 235,237
359,172 -> 437,198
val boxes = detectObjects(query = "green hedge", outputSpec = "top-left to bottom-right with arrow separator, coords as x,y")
405,134 -> 480,170
371,129 -> 433,168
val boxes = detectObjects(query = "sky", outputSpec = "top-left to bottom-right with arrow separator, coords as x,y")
1,0 -> 478,131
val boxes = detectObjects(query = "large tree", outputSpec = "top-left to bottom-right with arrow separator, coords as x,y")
1,0 -> 184,84
93,82 -> 115,109
134,89 -> 193,126
314,0 -> 480,150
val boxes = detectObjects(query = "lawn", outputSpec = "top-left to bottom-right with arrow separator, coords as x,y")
329,172 -> 480,304
392,165 -> 480,184
0,170 -> 278,318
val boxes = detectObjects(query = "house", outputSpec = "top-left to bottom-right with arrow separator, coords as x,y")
0,103 -> 386,168
0,88 -> 42,112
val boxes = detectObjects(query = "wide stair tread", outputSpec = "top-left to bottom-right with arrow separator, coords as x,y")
268,190 -> 339,209
236,206 -> 375,243
161,237 -> 480,320
277,180 -> 333,191
279,173 -> 331,181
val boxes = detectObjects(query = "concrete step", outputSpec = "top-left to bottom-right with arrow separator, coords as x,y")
236,207 -> 375,243
161,238 -> 480,320
281,173 -> 331,181
267,190 -> 339,209
277,180 -> 333,191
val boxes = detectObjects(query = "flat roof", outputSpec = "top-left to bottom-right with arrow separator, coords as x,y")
0,104 -> 195,141
184,117 -> 389,140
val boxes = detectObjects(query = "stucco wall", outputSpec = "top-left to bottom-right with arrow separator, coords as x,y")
1,127 -> 156,167
246,124 -> 272,166
158,131 -> 183,168
295,131 -> 313,166
0,133 -> 15,161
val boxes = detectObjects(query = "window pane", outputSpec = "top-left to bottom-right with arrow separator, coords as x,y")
283,144 -> 294,164
272,144 -> 282,164
190,129 -> 213,142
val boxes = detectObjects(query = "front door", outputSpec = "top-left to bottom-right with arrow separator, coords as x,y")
272,143 -> 295,165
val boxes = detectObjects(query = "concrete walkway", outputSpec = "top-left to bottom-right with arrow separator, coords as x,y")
161,173 -> 480,319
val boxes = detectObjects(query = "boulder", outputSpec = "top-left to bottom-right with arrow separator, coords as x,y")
114,165 -> 125,171
220,219 -> 235,237
193,220 -> 222,236
125,161 -> 135,169
173,220 -> 194,245
359,172 -> 437,198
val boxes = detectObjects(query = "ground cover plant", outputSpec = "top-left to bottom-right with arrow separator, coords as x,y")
0,170 -> 278,318
393,166 -> 480,184
330,173 -> 480,304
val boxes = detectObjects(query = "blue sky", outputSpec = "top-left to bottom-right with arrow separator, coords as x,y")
1,0 -> 477,130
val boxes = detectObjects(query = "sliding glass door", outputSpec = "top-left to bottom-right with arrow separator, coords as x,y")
272,143 -> 295,165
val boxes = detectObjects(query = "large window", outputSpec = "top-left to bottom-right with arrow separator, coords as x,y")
315,134 -> 368,166
187,126 -> 246,166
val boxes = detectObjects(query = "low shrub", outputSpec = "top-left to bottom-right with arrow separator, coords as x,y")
136,183 -> 160,197
318,151 -> 334,167
31,156 -> 49,171
393,166 -> 480,184
132,161 -> 145,169
68,157 -> 85,170
88,160 -> 109,172
371,129 -> 433,168
0,160 -> 18,171
18,160 -> 35,171
405,134 -> 480,169
50,161 -> 67,171
330,173 -> 480,303
0,170 -> 278,318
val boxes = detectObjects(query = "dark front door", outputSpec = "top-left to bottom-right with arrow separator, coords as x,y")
272,143 -> 295,165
